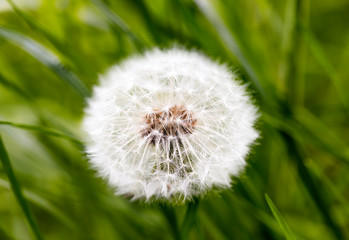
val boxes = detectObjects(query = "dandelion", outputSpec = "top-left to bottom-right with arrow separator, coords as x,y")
82,48 -> 259,201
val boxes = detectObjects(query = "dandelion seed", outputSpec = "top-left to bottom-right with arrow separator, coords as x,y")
82,48 -> 259,201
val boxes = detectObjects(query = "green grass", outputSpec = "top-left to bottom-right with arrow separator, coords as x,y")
0,0 -> 348,239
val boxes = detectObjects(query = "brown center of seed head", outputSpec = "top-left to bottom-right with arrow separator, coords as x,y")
141,105 -> 197,145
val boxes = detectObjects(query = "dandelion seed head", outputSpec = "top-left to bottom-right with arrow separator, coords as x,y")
83,48 -> 259,201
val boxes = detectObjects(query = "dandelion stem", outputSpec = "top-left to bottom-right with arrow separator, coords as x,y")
160,204 -> 181,240
180,198 -> 200,240
160,198 -> 200,240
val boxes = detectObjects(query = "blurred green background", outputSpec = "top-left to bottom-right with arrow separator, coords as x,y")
0,0 -> 349,239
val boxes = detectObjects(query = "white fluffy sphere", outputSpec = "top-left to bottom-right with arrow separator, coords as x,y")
83,48 -> 259,201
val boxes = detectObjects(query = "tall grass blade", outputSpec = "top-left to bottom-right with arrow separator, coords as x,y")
0,136 -> 43,240
91,0 -> 146,51
0,121 -> 82,145
128,0 -> 163,44
294,107 -> 349,161
305,160 -> 349,216
0,226 -> 14,240
6,0 -> 95,79
262,112 -> 349,165
300,25 -> 348,108
194,0 -> 266,100
0,27 -> 90,98
284,0 -> 309,106
0,179 -> 76,229
0,73 -> 31,99
280,131 -> 344,240
199,211 -> 227,240
265,194 -> 296,240
6,0 -> 61,48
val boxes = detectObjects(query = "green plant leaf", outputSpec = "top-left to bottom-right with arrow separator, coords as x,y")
194,0 -> 266,100
91,0 -> 146,51
0,27 -> 90,98
0,179 -> 76,230
265,194 -> 296,240
0,73 -> 31,100
0,136 -> 43,240
0,121 -> 82,145
300,25 -> 348,108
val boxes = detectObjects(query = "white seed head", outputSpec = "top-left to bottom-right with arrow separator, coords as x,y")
82,48 -> 259,201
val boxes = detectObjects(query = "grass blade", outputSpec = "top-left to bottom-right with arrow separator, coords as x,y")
128,0 -> 164,44
6,0 -> 97,83
293,107 -> 349,160
0,136 -> 43,240
284,0 -> 309,106
194,0 -> 266,100
0,226 -> 14,240
91,0 -> 146,51
280,131 -> 344,240
0,179 -> 76,230
262,112 -> 349,165
0,27 -> 90,98
265,194 -> 296,240
0,121 -> 82,145
300,25 -> 348,108
6,0 -> 62,49
305,159 -> 349,216
0,73 -> 31,100
198,211 -> 227,240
